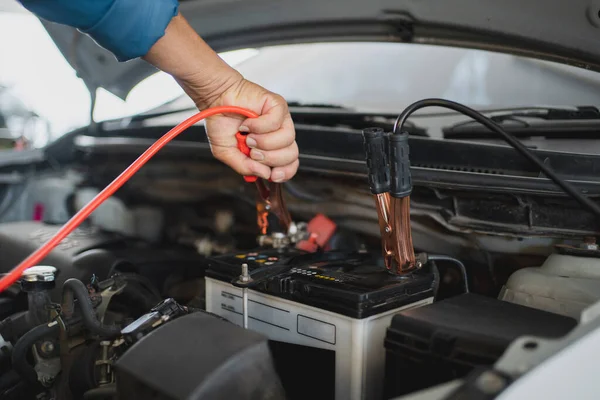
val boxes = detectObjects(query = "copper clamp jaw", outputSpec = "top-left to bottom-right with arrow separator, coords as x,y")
363,128 -> 416,274
236,130 -> 297,248
374,193 -> 415,274
253,180 -> 303,249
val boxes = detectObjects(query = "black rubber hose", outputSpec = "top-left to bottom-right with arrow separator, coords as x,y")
62,279 -> 121,338
393,99 -> 600,221
11,321 -> 59,384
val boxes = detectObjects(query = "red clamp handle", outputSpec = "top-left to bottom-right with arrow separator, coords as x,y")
236,131 -> 258,183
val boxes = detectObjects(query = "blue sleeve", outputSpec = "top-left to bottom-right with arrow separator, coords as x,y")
19,0 -> 179,62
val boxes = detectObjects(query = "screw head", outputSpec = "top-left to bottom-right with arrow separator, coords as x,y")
40,341 -> 55,354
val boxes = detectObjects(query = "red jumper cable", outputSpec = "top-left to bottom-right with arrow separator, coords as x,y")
0,106 -> 260,293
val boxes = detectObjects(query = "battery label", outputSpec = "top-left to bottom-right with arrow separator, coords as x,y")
297,314 -> 336,344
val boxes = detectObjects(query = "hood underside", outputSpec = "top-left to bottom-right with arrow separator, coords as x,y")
40,0 -> 600,100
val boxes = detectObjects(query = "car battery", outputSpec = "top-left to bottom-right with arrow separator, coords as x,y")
204,249 -> 435,400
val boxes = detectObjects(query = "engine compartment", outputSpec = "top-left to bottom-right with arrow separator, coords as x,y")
0,108 -> 599,400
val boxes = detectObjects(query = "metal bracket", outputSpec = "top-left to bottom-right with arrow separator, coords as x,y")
97,280 -> 127,323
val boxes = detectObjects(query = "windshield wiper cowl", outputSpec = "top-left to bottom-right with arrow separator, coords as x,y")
444,106 -> 600,139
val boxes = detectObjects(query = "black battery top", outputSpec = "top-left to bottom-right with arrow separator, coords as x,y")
206,250 -> 435,319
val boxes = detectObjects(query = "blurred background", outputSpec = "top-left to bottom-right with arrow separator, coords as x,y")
3,0 -> 600,148
0,0 -> 256,147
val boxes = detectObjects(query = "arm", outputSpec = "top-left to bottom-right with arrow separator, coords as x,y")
19,0 -> 298,182
144,14 -> 298,181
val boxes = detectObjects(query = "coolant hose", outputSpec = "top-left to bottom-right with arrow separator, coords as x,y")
11,321 -> 60,384
62,279 -> 121,338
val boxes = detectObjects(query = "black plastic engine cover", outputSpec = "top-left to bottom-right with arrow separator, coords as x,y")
0,221 -> 118,300
115,311 -> 286,400
0,221 -> 207,305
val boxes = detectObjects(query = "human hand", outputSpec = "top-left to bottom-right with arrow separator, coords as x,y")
142,14 -> 297,181
199,79 -> 298,182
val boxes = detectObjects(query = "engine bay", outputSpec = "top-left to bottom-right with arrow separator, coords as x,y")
0,99 -> 599,400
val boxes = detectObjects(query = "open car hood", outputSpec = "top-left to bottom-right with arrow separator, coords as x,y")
39,0 -> 600,100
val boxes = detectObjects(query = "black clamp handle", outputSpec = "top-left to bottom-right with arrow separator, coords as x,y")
389,131 -> 412,198
362,128 -> 390,195
362,128 -> 412,198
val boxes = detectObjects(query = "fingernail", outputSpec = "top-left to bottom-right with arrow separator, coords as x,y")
239,125 -> 249,132
272,171 -> 285,182
246,137 -> 257,148
251,150 -> 264,161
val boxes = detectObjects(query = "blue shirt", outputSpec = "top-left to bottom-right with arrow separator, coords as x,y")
19,0 -> 179,62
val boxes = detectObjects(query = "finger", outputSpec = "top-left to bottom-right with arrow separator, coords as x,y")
211,146 -> 271,179
270,159 -> 299,183
250,141 -> 298,168
246,116 -> 295,151
239,95 -> 288,134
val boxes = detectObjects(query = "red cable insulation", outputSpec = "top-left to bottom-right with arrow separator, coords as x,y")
0,106 -> 259,293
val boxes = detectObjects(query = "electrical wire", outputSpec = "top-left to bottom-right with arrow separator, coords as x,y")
0,106 -> 259,293
426,254 -> 469,294
393,98 -> 600,221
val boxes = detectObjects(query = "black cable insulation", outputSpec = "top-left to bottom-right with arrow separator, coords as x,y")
426,254 -> 469,294
393,99 -> 600,221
